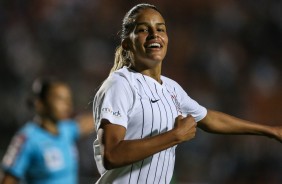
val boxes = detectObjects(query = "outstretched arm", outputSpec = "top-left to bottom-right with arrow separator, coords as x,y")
197,109 -> 282,143
75,112 -> 95,136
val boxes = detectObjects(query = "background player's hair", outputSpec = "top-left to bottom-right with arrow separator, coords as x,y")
110,3 -> 161,73
27,77 -> 61,108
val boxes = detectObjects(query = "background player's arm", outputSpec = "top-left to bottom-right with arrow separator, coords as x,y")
75,112 -> 95,136
0,173 -> 19,184
197,109 -> 282,142
98,115 -> 196,170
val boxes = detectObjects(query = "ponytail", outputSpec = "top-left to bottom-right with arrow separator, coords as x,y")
110,45 -> 132,74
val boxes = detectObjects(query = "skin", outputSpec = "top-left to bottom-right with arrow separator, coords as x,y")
99,8 -> 197,170
36,83 -> 94,136
0,83 -> 94,184
37,83 -> 74,134
123,8 -> 168,83
98,7 -> 282,171
0,174 -> 17,184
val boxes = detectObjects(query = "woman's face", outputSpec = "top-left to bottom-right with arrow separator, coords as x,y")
127,8 -> 168,70
43,83 -> 73,121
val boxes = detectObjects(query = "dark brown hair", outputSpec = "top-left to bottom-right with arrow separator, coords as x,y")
27,77 -> 62,108
110,3 -> 161,73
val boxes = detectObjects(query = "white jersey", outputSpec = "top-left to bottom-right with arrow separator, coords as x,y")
93,67 -> 207,184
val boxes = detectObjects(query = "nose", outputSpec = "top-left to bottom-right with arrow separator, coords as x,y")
148,28 -> 158,39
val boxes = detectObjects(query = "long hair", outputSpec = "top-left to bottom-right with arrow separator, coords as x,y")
110,3 -> 161,74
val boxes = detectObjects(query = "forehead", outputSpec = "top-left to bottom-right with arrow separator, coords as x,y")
48,83 -> 70,95
134,8 -> 165,24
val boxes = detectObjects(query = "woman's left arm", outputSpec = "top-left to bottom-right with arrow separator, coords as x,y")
197,109 -> 282,143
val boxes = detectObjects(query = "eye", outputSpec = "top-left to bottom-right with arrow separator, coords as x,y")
157,26 -> 166,32
137,28 -> 148,33
135,24 -> 149,33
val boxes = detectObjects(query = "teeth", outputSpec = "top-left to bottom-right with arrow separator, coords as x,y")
147,43 -> 161,48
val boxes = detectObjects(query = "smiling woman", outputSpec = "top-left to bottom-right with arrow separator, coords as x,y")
92,3 -> 282,184
115,5 -> 168,83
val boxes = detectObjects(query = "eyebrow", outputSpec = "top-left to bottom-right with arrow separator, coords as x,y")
136,22 -> 166,26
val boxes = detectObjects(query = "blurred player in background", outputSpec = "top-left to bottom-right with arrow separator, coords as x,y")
0,77 -> 94,184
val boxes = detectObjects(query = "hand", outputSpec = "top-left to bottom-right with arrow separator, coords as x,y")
272,126 -> 282,143
173,115 -> 197,143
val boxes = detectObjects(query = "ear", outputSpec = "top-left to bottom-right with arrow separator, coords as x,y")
121,39 -> 130,50
34,98 -> 45,114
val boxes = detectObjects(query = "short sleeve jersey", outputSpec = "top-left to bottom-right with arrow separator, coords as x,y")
93,67 -> 207,184
1,120 -> 80,184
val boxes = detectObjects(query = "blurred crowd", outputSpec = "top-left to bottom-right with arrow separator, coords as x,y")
0,0 -> 281,183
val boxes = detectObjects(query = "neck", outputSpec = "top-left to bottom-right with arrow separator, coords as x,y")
34,115 -> 59,135
131,63 -> 162,84
141,69 -> 162,83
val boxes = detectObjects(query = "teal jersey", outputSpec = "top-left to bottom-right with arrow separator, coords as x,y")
1,120 -> 80,184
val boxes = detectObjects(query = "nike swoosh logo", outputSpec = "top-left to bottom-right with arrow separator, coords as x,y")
151,99 -> 160,103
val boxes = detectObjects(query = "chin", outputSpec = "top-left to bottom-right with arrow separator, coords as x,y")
149,53 -> 165,61
149,57 -> 163,64
57,115 -> 71,121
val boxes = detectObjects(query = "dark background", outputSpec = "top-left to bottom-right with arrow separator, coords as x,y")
0,0 -> 282,183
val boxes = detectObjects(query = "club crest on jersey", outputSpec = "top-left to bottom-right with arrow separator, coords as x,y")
102,107 -> 122,117
44,147 -> 64,170
171,94 -> 182,114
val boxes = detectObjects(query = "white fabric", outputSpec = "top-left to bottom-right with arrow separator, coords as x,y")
93,67 -> 207,184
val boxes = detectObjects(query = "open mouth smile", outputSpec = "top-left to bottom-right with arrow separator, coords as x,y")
144,41 -> 163,51
146,43 -> 161,48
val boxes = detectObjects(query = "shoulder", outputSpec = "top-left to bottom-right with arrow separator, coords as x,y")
4,123 -> 37,158
161,75 -> 183,89
109,67 -> 134,85
14,122 -> 51,147
106,73 -> 129,87
98,67 -> 135,94
18,122 -> 39,139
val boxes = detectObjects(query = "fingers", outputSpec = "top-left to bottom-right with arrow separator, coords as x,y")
176,115 -> 184,120
174,115 -> 197,142
181,115 -> 197,128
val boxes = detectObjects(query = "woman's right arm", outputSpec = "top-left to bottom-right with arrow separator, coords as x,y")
98,115 -> 197,170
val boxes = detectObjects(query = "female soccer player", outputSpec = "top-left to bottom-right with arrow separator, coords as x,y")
93,3 -> 282,184
1,77 -> 94,184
